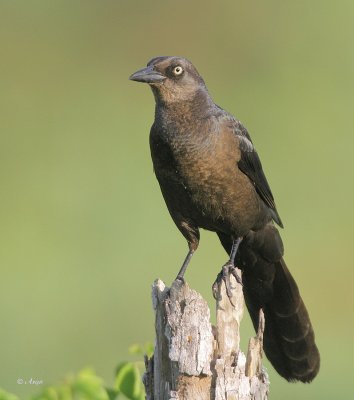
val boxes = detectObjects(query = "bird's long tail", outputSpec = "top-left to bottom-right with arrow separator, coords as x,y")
217,224 -> 320,382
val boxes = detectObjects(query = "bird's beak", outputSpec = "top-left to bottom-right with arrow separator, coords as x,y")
129,66 -> 166,84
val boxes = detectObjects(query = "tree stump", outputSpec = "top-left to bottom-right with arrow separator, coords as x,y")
143,270 -> 270,399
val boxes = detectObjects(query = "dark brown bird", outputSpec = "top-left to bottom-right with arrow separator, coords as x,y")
130,56 -> 320,382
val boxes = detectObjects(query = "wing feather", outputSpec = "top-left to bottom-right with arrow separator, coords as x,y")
230,118 -> 283,228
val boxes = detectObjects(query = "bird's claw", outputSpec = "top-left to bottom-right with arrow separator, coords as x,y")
212,262 -> 242,306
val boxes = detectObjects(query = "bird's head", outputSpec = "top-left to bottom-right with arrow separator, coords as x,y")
129,56 -> 207,104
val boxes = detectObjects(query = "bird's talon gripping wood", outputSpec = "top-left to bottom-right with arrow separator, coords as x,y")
222,264 -> 236,300
230,265 -> 243,286
212,271 -> 223,302
130,56 -> 320,383
212,262 -> 242,307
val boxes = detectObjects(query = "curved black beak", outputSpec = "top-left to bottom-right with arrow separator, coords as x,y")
129,66 -> 166,84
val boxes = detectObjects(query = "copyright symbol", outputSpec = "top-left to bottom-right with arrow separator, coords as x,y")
17,378 -> 23,384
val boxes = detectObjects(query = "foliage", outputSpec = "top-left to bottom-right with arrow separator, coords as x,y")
0,388 -> 19,400
0,344 -> 153,400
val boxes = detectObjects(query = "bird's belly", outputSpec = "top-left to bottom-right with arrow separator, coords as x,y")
187,170 -> 265,235
159,163 -> 267,237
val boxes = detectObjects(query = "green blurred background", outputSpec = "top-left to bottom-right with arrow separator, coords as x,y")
0,1 -> 353,399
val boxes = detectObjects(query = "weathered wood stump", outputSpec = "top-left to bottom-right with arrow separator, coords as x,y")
143,270 -> 269,399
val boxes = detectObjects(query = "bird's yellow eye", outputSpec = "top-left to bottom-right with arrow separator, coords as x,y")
172,66 -> 183,75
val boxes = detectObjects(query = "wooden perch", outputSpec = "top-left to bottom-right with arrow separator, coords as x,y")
143,270 -> 269,399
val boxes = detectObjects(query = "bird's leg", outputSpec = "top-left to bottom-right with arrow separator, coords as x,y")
212,237 -> 243,304
174,224 -> 199,282
175,249 -> 195,282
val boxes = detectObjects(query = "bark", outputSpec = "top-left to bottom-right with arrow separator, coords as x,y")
143,271 -> 269,400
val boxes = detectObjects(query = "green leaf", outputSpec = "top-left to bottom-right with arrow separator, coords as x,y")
128,344 -> 143,355
72,368 -> 110,400
106,388 -> 118,400
115,362 -> 143,400
31,368 -> 111,400
128,342 -> 153,358
0,388 -> 19,400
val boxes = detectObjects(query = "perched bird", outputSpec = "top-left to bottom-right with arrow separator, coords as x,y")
129,56 -> 320,382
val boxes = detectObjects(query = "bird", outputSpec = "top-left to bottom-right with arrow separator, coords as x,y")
129,56 -> 320,382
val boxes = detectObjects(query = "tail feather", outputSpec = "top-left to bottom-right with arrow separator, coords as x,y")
217,225 -> 320,382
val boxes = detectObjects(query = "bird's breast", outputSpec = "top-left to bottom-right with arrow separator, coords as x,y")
150,121 -> 263,235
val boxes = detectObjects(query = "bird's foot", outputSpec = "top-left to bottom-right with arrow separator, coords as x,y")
212,262 -> 242,306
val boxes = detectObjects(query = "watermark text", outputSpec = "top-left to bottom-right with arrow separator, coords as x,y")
17,378 -> 43,385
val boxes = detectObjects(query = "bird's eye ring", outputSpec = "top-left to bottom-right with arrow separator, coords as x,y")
172,66 -> 183,75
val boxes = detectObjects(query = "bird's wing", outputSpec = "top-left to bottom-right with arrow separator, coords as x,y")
230,118 -> 283,228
